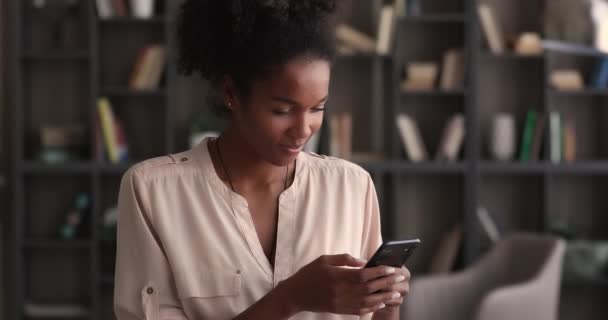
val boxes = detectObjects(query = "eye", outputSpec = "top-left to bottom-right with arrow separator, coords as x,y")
312,106 -> 326,112
272,108 -> 291,115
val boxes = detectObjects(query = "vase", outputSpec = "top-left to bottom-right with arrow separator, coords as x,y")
490,113 -> 516,161
130,0 -> 155,19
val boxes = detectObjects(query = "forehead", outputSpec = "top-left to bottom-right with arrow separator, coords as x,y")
257,56 -> 331,97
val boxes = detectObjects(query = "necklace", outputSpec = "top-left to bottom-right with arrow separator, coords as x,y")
215,136 -> 289,265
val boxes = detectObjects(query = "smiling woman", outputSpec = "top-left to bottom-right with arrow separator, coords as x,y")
113,1 -> 410,320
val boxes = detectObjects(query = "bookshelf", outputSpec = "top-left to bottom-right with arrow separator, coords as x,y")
5,0 -> 607,319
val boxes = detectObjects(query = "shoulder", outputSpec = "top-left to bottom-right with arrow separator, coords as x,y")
300,152 -> 371,181
122,148 -> 203,185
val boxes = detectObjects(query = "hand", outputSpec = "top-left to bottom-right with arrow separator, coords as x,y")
281,254 -> 404,316
373,266 -> 410,308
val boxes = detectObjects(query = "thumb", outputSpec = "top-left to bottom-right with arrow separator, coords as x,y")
321,254 -> 366,267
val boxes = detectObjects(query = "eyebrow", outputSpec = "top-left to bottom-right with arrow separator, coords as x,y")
271,95 -> 329,108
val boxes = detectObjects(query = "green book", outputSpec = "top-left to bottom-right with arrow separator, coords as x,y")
519,110 -> 537,161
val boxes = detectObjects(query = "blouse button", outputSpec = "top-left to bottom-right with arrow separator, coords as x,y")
236,270 -> 241,274
146,287 -> 154,294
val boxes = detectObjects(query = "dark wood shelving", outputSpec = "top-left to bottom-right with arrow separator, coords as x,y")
402,13 -> 466,23
100,86 -> 167,97
22,239 -> 92,250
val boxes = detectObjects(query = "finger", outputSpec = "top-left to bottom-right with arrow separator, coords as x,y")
362,273 -> 407,294
384,281 -> 409,296
357,265 -> 398,283
321,254 -> 366,267
385,296 -> 404,306
361,290 -> 402,308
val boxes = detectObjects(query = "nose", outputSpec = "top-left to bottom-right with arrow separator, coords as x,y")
291,112 -> 312,141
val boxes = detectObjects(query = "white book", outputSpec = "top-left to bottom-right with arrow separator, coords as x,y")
477,4 -> 505,53
396,114 -> 428,162
376,6 -> 396,55
550,112 -> 561,163
335,24 -> 376,53
95,0 -> 113,18
440,48 -> 464,90
435,114 -> 465,161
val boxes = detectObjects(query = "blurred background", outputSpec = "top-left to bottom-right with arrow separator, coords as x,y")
2,0 -> 608,319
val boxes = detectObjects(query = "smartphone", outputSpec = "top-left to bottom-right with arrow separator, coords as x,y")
364,239 -> 421,268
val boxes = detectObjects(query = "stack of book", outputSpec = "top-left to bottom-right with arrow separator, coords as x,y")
401,48 -> 464,91
95,0 -> 158,19
96,97 -> 129,164
517,109 -> 576,163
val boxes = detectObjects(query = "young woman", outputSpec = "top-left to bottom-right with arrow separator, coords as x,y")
114,1 -> 410,319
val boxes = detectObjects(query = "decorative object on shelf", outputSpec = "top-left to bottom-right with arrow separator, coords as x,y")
489,113 -> 516,161
514,32 -> 543,55
544,0 -> 594,45
130,0 -> 155,19
97,97 -> 129,163
59,192 -> 91,240
401,62 -> 438,91
396,114 -> 428,162
38,123 -> 86,163
100,206 -> 118,242
24,302 -> 89,318
129,44 -> 166,91
328,112 -> 352,160
562,240 -> 608,283
477,3 -> 505,54
439,48 -> 464,90
550,69 -> 585,91
189,110 -> 225,148
335,24 -> 375,54
435,113 -> 465,162
376,5 -> 396,56
591,0 -> 608,52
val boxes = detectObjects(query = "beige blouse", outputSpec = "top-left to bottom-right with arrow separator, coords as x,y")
114,138 -> 383,320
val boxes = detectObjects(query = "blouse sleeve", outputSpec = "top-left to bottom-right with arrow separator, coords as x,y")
360,174 -> 383,261
114,167 -> 189,320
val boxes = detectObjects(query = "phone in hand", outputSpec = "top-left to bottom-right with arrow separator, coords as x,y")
364,239 -> 421,268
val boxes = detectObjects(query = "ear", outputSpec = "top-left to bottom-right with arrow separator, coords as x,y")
220,75 -> 240,110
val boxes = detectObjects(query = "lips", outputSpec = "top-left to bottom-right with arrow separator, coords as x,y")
280,144 -> 304,153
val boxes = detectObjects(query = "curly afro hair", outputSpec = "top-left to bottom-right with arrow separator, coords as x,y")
177,0 -> 338,99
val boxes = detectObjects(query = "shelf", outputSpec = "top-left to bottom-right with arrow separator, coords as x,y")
549,89 -> 608,97
359,161 -> 467,174
98,163 -> 134,174
100,87 -> 168,97
22,52 -> 90,62
481,51 -> 544,61
401,89 -> 465,97
22,162 -> 95,174
337,53 -> 391,60
563,277 -> 608,288
401,14 -> 466,23
543,40 -> 608,58
547,162 -> 608,175
98,16 -> 167,25
23,239 -> 92,250
480,162 -> 546,175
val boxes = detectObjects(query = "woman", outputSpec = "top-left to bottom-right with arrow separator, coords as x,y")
114,1 -> 410,319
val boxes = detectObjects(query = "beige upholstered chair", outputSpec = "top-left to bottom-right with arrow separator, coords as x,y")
402,233 -> 566,320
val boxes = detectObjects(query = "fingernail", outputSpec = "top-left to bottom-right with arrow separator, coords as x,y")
385,267 -> 395,274
378,303 -> 386,309
391,292 -> 401,299
357,258 -> 367,264
395,275 -> 406,283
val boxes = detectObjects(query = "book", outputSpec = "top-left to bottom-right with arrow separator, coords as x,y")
530,113 -> 546,161
477,206 -> 500,243
111,0 -> 128,17
376,5 -> 396,55
328,113 -> 352,159
129,46 -> 152,89
519,110 -> 537,161
97,97 -> 119,163
396,114 -> 428,162
335,24 -> 376,53
550,111 -> 562,163
563,115 -> 576,163
129,45 -> 166,90
477,3 -> 505,53
440,48 -> 465,90
592,58 -> 608,88
429,223 -> 462,274
435,113 -> 465,162
394,0 -> 408,17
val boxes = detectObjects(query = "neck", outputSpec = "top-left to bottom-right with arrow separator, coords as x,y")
215,127 -> 293,189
